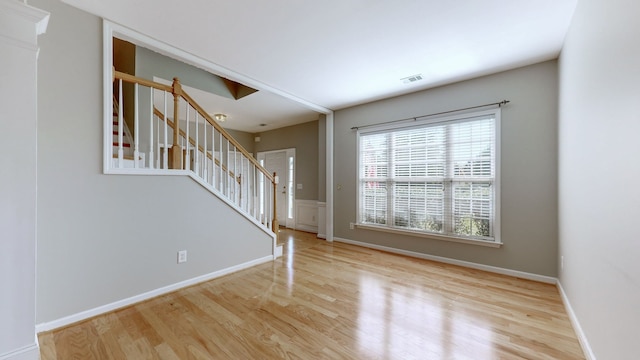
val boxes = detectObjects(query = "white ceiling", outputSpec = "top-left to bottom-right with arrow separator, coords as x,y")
62,0 -> 578,132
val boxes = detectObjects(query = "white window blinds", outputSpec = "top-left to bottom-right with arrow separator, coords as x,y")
358,110 -> 499,242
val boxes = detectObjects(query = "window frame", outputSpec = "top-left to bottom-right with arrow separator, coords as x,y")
356,108 -> 502,247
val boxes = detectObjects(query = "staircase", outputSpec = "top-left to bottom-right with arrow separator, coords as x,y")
110,71 -> 280,250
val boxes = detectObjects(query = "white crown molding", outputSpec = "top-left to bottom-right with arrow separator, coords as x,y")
0,0 -> 49,50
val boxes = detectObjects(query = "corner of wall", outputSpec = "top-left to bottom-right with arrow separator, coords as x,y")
556,281 -> 596,360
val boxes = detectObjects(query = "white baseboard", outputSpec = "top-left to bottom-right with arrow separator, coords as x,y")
333,237 -> 557,284
557,281 -> 596,360
294,224 -> 318,234
0,344 -> 39,360
35,255 -> 273,333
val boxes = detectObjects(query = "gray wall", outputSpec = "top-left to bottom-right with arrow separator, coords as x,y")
255,120 -> 319,201
33,0 -> 272,324
136,46 -> 234,100
334,61 -> 558,276
558,0 -> 640,358
226,129 -> 255,154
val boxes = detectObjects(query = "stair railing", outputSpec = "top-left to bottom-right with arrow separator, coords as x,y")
112,70 -> 278,233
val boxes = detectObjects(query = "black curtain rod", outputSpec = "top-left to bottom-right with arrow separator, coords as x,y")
350,100 -> 510,130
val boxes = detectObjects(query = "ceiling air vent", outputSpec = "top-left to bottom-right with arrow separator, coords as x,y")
401,74 -> 424,84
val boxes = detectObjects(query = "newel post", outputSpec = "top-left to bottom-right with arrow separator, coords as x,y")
170,77 -> 183,169
272,172 -> 279,234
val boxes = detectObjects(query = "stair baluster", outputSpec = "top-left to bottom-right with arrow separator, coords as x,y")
148,87 -> 154,169
117,78 -> 124,167
133,83 -> 139,168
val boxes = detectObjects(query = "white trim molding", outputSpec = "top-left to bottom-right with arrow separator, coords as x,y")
325,113 -> 334,242
557,281 -> 596,360
35,255 -> 274,333
0,345 -> 40,360
0,0 -> 49,51
317,202 -> 327,239
334,237 -> 556,284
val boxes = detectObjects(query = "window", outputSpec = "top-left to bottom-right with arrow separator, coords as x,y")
358,109 -> 500,244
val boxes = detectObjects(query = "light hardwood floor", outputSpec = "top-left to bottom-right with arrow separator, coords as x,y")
39,229 -> 585,359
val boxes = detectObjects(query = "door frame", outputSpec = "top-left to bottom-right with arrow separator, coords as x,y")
257,148 -> 296,229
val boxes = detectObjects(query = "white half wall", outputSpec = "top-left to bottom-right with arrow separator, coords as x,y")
0,1 -> 48,359
295,199 -> 319,233
558,0 -> 640,358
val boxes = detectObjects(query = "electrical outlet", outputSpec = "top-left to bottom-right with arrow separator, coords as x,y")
178,250 -> 187,264
349,222 -> 354,230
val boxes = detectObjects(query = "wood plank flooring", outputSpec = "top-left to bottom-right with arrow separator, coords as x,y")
39,229 -> 585,359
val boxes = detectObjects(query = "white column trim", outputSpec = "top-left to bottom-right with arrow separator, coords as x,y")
325,112 -> 334,242
0,2 -> 49,360
317,201 -> 327,239
0,0 -> 49,50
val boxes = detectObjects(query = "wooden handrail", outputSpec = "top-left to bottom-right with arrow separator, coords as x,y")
114,70 -> 173,92
153,107 -> 240,184
272,172 -> 279,233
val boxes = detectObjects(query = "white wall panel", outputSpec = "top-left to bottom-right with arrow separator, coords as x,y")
0,1 -> 48,359
558,0 -> 640,358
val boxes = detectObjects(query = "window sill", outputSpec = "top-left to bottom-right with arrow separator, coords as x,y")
355,223 -> 503,248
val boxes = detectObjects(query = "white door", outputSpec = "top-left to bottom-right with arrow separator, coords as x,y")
258,149 -> 295,228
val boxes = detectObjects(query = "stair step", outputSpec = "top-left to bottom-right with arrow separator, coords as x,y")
113,142 -> 131,148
